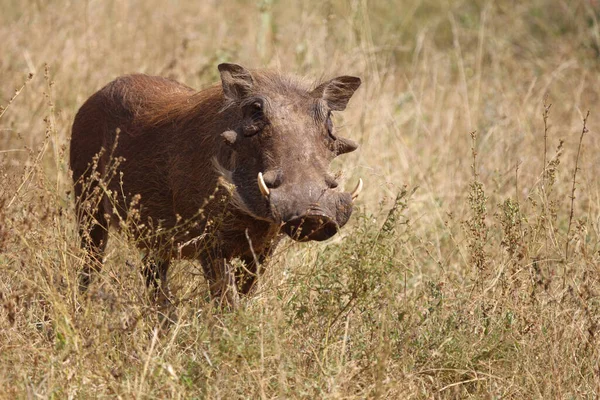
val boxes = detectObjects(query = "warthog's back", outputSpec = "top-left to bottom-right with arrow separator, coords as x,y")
70,74 -> 225,232
70,74 -> 194,178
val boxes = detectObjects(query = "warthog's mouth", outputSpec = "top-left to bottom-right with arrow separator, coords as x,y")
281,215 -> 339,242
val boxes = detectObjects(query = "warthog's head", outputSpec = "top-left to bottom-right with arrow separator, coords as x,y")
216,63 -> 362,241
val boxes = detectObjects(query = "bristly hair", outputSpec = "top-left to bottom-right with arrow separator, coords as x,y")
251,69 -> 312,97
210,156 -> 272,222
138,69 -> 324,140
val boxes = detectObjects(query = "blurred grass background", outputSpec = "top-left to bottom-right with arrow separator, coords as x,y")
1,0 -> 600,398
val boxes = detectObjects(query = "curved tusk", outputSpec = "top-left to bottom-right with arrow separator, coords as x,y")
351,178 -> 363,200
257,172 -> 270,197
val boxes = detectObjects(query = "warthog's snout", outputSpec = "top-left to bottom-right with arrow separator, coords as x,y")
258,173 -> 363,241
281,215 -> 339,242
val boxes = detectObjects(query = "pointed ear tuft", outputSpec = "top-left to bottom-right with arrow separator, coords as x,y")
335,137 -> 359,156
218,63 -> 254,101
311,76 -> 361,111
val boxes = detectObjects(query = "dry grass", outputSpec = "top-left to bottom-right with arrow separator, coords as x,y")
2,0 -> 600,398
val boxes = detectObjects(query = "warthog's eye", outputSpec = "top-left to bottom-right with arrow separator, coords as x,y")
249,101 -> 263,118
242,100 -> 267,137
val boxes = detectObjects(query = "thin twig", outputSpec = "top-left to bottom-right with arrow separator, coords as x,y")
565,110 -> 590,262
542,97 -> 552,192
137,327 -> 159,395
542,98 -> 551,271
245,227 -> 260,271
7,137 -> 50,209
0,73 -> 34,121
439,377 -> 488,392
470,131 -> 478,181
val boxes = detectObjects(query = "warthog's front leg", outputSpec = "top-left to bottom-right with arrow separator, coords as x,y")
209,258 -> 240,309
142,256 -> 177,323
199,249 -> 240,308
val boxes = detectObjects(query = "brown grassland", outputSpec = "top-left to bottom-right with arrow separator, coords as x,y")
1,0 -> 600,398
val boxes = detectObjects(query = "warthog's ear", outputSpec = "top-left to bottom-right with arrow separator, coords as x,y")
311,76 -> 361,111
218,63 -> 254,101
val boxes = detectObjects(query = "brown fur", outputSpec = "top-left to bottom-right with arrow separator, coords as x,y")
70,63 -> 361,311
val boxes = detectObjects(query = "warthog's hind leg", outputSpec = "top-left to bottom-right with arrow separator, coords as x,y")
78,211 -> 109,293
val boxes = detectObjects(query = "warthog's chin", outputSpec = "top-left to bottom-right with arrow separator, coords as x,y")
282,215 -> 339,242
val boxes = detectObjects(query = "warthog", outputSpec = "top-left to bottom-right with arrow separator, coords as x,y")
70,63 -> 362,311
